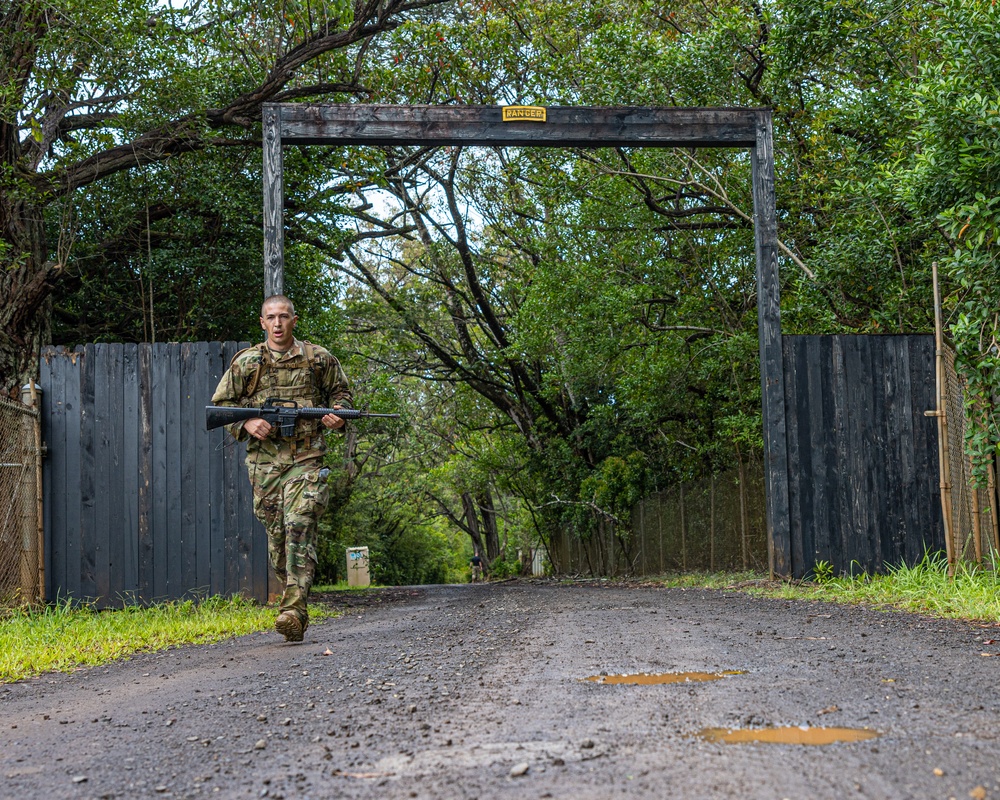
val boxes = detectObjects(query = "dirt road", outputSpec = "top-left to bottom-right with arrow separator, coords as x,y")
3,581 -> 1000,799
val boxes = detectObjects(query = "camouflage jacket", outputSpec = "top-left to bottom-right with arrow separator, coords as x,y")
211,339 -> 353,464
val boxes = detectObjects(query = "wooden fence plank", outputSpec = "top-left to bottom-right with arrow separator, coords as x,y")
188,342 -> 211,595
206,343 -> 226,596
805,336 -> 831,570
93,344 -> 111,602
909,337 -> 944,561
892,337 -> 918,561
880,338 -> 906,567
41,350 -> 65,598
79,345 -> 97,600
122,344 -> 139,602
867,336 -> 889,572
137,345 -> 154,601
63,347 -> 84,601
165,344 -> 183,598
829,336 -> 851,575
179,343 -> 198,596
100,344 -> 125,604
801,336 -> 826,571
848,336 -> 876,571
150,344 -> 169,600
192,342 -> 216,594
222,342 -> 242,596
783,335 -> 806,575
816,336 -> 842,571
221,341 -> 267,599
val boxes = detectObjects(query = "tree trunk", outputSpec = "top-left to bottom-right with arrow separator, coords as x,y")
0,198 -> 56,396
478,489 -> 500,562
461,492 -> 487,565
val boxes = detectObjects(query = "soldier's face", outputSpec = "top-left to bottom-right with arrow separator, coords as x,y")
260,301 -> 297,350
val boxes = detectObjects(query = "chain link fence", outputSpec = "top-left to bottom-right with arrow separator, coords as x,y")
939,346 -> 1000,568
0,391 -> 43,607
555,457 -> 768,577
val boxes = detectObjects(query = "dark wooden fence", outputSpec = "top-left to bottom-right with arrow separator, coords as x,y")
782,335 -> 944,578
38,335 -> 946,596
40,342 -> 272,607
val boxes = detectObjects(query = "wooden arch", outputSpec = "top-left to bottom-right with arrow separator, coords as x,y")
260,103 -> 790,577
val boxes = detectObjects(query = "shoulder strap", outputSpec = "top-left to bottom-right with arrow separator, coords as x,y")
230,343 -> 269,399
301,341 -> 320,396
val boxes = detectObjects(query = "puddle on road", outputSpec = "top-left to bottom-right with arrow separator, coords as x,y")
583,670 -> 745,685
698,726 -> 880,745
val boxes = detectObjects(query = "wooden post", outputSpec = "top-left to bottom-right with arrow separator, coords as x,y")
929,262 -> 956,576
709,473 -> 716,572
971,451 -> 983,562
751,109 -> 790,579
30,381 -> 44,603
262,104 -> 284,298
658,495 -> 663,574
737,443 -> 750,571
18,385 -> 37,602
989,460 -> 1000,564
680,483 -> 687,571
638,501 -> 645,575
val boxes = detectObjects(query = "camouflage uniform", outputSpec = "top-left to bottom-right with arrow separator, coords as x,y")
212,339 -> 352,632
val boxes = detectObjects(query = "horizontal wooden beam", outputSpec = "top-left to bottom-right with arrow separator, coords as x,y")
273,104 -> 762,148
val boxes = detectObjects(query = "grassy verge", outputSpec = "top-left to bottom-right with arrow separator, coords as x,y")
0,596 -> 285,684
656,553 -> 1000,623
6,556 -> 996,685
312,582 -> 378,592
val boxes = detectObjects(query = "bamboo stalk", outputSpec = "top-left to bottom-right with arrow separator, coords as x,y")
972,459 -> 983,563
930,262 -> 956,577
989,460 -> 1000,565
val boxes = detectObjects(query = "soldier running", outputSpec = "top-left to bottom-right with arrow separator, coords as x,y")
212,295 -> 352,641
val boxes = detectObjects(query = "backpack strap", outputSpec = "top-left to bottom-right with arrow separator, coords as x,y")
302,341 -> 321,395
229,343 -> 269,400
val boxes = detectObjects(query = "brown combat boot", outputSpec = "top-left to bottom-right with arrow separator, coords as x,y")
275,611 -> 304,642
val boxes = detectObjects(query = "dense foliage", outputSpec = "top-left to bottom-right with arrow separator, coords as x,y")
4,0 -> 997,581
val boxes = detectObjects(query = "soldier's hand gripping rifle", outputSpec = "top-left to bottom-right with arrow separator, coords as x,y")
206,398 -> 399,437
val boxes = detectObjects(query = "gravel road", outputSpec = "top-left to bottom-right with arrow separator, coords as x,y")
3,581 -> 1000,799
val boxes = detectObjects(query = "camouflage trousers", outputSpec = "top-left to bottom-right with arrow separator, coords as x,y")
248,459 -> 330,625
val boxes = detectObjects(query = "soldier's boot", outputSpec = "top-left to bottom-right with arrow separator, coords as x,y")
275,611 -> 304,642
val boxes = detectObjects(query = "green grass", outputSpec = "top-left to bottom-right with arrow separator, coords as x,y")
656,552 -> 1000,623
312,581 -> 380,592
0,596 -> 283,684
6,554 -> 997,685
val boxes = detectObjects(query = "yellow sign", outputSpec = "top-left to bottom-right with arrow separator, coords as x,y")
502,105 -> 547,123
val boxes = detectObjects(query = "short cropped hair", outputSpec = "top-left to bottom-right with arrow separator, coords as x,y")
261,294 -> 295,317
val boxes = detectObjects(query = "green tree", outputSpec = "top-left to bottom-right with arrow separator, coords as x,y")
0,0 -> 450,393
890,0 -> 1000,473
307,0 -> 950,571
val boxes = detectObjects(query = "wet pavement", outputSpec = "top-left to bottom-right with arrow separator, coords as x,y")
2,581 -> 1000,799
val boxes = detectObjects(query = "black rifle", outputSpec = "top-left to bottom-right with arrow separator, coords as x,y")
206,398 -> 399,437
